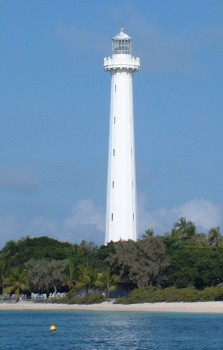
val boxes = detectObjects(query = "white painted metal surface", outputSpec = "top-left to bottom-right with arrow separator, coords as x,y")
104,29 -> 140,243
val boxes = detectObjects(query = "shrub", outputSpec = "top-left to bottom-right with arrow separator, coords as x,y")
69,293 -> 105,305
116,286 -> 223,304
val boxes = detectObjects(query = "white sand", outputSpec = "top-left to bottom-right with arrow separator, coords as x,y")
0,300 -> 223,313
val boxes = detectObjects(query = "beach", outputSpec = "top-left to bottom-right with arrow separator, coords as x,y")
0,300 -> 223,313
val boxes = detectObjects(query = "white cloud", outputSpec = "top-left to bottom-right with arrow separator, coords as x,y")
0,197 -> 221,248
137,193 -> 175,235
63,199 -> 105,243
171,199 -> 222,230
138,194 -> 223,237
0,199 -> 105,248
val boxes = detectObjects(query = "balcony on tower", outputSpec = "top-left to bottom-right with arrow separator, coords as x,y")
112,28 -> 132,55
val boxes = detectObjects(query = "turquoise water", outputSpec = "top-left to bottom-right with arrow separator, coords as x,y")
0,311 -> 223,349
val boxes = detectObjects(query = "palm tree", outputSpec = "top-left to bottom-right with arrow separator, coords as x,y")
4,267 -> 30,300
208,226 -> 223,248
171,217 -> 196,241
0,253 -> 8,294
142,228 -> 154,239
194,233 -> 207,247
96,268 -> 120,298
66,259 -> 76,290
76,264 -> 97,294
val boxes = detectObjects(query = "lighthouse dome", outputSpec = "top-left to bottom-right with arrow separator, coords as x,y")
112,28 -> 132,55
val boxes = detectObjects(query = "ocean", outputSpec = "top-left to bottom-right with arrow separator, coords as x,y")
0,311 -> 222,349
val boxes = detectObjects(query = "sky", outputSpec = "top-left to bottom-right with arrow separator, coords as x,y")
0,0 -> 223,248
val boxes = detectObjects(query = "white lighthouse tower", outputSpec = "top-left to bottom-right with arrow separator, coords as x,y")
104,28 -> 140,243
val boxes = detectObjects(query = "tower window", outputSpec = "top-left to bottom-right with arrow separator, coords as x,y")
112,181 -> 114,188
111,213 -> 113,221
113,149 -> 115,156
115,85 -> 116,92
114,116 -> 116,124
133,213 -> 134,221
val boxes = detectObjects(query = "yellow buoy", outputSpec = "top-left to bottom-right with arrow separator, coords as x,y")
50,325 -> 57,331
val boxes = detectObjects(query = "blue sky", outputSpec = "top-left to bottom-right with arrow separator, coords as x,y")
0,0 -> 223,247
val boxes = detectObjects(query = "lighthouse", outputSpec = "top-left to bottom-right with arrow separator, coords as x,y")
104,29 -> 140,243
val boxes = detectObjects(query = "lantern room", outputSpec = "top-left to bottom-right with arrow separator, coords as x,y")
112,28 -> 132,55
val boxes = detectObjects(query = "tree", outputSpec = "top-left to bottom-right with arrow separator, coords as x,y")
165,243 -> 223,289
25,259 -> 67,295
0,253 -> 9,294
193,233 -> 207,247
66,259 -> 76,290
1,240 -> 19,272
96,242 -> 115,262
207,226 -> 223,248
4,267 -> 29,299
95,267 -> 120,297
76,264 -> 97,294
108,237 -> 169,288
142,228 -> 154,239
171,217 -> 196,241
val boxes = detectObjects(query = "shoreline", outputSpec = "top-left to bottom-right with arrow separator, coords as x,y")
0,301 -> 223,313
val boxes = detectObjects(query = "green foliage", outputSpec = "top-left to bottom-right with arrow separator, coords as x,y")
4,267 -> 30,297
97,242 -> 115,263
142,228 -> 154,239
95,267 -> 120,297
117,286 -> 223,304
1,236 -> 73,271
76,263 -> 98,293
108,237 -> 169,288
69,293 -> 105,304
25,259 -> 68,294
171,217 -> 196,241
166,245 -> 223,289
0,253 -> 8,294
66,259 -> 76,290
0,218 -> 223,300
207,226 -> 223,248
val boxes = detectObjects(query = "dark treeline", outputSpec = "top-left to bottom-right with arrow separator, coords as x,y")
1,217 -> 223,302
